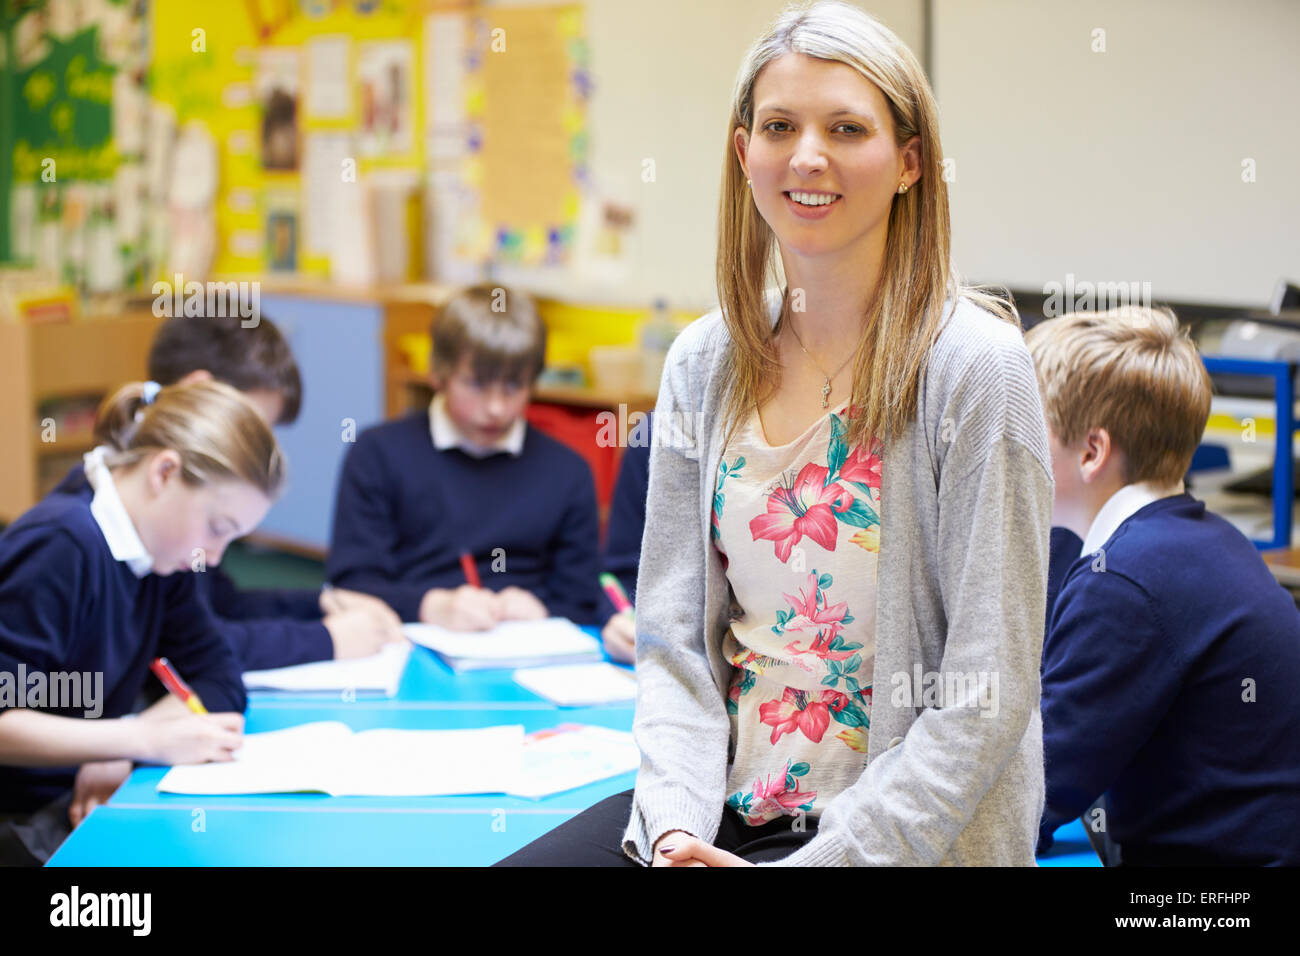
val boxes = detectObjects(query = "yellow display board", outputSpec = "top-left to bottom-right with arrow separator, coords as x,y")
150,0 -> 428,278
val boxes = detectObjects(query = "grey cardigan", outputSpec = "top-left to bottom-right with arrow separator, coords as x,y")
622,291 -> 1053,866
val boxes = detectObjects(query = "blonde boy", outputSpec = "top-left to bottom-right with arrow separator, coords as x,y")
1027,306 -> 1300,865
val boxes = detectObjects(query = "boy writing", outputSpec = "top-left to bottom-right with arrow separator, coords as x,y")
327,284 -> 601,628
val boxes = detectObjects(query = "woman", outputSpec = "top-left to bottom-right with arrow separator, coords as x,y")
499,0 -> 1051,867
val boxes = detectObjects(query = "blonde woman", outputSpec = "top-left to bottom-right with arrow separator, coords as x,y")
499,0 -> 1051,867
0,380 -> 285,865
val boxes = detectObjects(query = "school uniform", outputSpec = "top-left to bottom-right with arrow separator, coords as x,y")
51,464 -> 332,671
0,449 -> 246,859
600,414 -> 652,618
326,394 -> 602,625
1038,486 -> 1300,865
1045,526 -> 1082,638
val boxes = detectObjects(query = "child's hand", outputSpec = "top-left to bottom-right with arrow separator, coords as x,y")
602,611 -> 636,663
496,586 -> 548,622
139,712 -> 244,766
320,587 -> 400,628
421,586 -> 502,631
325,606 -> 405,658
653,832 -> 754,867
69,759 -> 133,827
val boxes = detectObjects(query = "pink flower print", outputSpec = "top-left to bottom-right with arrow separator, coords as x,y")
779,572 -> 850,643
749,462 -> 853,562
839,437 -> 884,489
751,768 -> 816,816
759,688 -> 832,744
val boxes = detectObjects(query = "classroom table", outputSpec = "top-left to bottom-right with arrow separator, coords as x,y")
47,639 -> 1099,867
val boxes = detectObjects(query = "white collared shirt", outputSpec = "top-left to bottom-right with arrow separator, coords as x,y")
1080,480 -> 1185,556
428,393 -> 525,458
83,446 -> 154,577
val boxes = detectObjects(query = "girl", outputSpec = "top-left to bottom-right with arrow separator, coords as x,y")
0,379 -> 287,865
498,1 -> 1051,867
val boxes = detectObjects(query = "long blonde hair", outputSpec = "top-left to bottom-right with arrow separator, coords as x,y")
94,380 -> 286,498
717,0 -> 1016,448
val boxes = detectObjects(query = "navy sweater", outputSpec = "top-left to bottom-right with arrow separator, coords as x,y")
1039,494 -> 1300,865
0,484 -> 247,813
326,411 -> 602,625
53,465 -> 332,672
600,419 -> 652,619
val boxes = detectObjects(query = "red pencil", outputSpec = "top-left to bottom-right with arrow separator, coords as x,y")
459,551 -> 482,589
149,657 -> 208,714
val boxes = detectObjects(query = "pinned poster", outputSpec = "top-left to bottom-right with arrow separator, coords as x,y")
458,4 -> 588,266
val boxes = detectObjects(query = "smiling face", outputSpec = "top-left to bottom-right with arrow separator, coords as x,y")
125,451 -> 273,574
734,53 -> 919,263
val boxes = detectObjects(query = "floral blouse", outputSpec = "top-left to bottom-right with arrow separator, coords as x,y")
713,401 -> 884,826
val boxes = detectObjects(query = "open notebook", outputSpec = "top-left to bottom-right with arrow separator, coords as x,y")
156,721 -> 640,798
242,641 -> 412,696
404,618 -> 601,671
157,722 -> 524,796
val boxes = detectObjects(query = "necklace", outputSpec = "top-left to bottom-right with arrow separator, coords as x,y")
782,309 -> 860,408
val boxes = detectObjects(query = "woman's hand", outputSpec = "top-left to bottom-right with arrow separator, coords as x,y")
601,611 -> 636,664
652,831 -> 755,867
68,759 -> 133,827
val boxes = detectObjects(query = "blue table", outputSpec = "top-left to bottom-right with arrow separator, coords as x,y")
49,643 -> 637,866
47,643 -> 1099,867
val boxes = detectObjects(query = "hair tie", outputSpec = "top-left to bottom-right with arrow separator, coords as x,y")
141,381 -> 162,405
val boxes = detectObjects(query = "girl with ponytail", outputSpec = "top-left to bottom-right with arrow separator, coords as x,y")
0,379 -> 287,864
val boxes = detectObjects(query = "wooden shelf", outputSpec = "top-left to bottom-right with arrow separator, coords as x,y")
34,432 -> 96,455
0,309 -> 166,523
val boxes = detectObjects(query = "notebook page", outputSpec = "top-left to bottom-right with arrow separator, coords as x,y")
157,721 -> 354,795
512,663 -> 637,706
404,618 -> 600,663
332,724 -> 525,796
243,641 -> 412,695
509,725 -> 641,799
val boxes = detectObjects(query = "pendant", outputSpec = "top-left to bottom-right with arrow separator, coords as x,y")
821,378 -> 831,409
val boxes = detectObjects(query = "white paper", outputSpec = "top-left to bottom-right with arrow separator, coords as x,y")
513,663 -> 636,706
243,640 -> 411,696
157,722 -> 525,796
302,131 -> 354,256
404,618 -> 601,670
511,726 -> 641,799
305,35 -> 351,118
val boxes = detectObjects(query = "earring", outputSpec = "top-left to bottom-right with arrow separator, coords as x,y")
897,181 -> 909,194
747,179 -> 753,188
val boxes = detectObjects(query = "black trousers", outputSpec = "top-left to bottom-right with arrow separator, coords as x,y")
0,792 -> 73,867
493,789 -> 818,866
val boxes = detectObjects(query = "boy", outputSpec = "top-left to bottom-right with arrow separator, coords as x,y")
53,312 -> 402,670
327,284 -> 601,628
1026,306 -> 1300,865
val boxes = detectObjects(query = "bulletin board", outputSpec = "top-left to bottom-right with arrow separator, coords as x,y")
149,0 -> 430,279
3,0 -> 150,290
3,0 -> 593,285
457,3 -> 588,266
